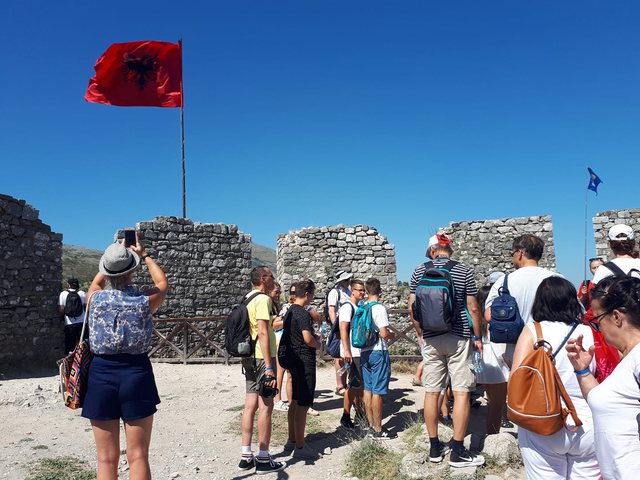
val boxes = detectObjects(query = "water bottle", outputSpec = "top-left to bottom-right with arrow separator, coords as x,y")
337,362 -> 350,376
473,351 -> 484,374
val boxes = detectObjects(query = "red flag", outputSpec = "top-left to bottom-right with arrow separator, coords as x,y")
85,41 -> 182,107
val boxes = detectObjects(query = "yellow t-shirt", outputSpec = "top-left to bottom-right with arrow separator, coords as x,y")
246,289 -> 276,359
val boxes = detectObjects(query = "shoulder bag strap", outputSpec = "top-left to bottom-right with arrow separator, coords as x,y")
79,291 -> 96,343
604,261 -> 626,278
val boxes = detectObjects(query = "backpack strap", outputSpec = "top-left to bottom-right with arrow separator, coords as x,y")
243,291 -> 266,306
532,321 -> 552,353
553,323 -> 579,360
553,366 -> 583,432
501,274 -> 510,295
604,261 -> 627,278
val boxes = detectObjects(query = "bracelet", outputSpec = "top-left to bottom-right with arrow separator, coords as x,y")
472,335 -> 482,341
574,367 -> 590,376
265,366 -> 274,371
141,254 -> 150,261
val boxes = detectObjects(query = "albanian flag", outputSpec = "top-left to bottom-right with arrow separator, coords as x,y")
85,41 -> 182,107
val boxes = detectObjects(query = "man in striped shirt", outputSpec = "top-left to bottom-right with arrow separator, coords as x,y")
409,233 -> 485,468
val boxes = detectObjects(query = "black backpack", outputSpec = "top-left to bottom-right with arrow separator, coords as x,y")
225,291 -> 266,357
64,290 -> 84,318
413,260 -> 457,333
489,274 -> 525,344
604,261 -> 640,280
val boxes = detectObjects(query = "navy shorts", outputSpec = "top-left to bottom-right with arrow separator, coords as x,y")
82,353 -> 160,421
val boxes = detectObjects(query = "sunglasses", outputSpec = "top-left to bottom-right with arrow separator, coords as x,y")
353,288 -> 366,293
588,310 -> 612,332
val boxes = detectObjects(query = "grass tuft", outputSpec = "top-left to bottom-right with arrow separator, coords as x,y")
26,457 -> 95,480
345,437 -> 409,480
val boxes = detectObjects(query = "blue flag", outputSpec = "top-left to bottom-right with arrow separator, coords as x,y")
587,167 -> 602,195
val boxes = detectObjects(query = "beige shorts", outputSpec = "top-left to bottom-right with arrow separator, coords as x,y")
421,334 -> 475,393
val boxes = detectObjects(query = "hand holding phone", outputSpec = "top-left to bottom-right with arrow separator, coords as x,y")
124,230 -> 136,248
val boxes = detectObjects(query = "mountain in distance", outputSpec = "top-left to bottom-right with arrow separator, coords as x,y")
62,242 -> 277,288
251,243 -> 276,273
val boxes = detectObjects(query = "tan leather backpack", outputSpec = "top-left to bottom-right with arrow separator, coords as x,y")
507,322 -> 583,436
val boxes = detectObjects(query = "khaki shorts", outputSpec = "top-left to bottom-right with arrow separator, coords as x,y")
421,334 -> 475,393
242,357 -> 274,395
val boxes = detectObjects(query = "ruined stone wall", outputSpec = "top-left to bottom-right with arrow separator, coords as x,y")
593,209 -> 640,260
440,215 -> 556,287
276,225 -> 399,307
0,195 -> 63,366
117,217 -> 252,360
119,216 -> 252,317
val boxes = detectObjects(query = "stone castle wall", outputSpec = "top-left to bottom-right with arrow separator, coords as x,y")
118,216 -> 253,318
0,195 -> 63,366
276,225 -> 399,307
440,215 -> 556,287
593,209 -> 640,260
117,217 -> 252,360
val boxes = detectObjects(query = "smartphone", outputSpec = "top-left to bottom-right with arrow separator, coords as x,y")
124,230 -> 136,247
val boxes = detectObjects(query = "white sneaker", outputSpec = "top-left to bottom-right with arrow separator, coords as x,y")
274,400 -> 289,411
307,407 -> 320,416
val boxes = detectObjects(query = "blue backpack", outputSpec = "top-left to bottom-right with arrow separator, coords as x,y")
489,274 -> 524,344
413,260 -> 457,333
351,302 -> 380,349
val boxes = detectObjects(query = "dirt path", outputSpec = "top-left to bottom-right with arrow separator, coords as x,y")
0,363 -> 521,479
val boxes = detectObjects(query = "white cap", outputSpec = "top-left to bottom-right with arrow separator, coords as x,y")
427,233 -> 452,248
608,224 -> 634,241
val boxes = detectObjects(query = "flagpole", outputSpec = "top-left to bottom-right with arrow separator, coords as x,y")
584,184 -> 588,283
179,39 -> 186,218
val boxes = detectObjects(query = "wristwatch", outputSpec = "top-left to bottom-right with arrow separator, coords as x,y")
141,255 -> 150,261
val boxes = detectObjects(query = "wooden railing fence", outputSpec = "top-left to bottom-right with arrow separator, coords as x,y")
149,309 -> 422,365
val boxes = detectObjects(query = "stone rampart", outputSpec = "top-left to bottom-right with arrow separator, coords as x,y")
593,209 -> 640,260
0,195 -> 63,366
276,225 -> 399,307
118,216 -> 252,318
440,215 -> 556,286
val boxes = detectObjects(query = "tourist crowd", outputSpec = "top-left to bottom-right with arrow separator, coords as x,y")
69,223 -> 640,479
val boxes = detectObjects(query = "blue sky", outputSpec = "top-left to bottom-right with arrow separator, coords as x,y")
2,1 -> 639,283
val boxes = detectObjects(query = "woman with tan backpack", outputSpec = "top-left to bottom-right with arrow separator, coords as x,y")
566,276 -> 640,480
510,277 -> 600,480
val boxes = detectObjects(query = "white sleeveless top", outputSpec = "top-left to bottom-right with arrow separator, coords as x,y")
525,321 -> 596,425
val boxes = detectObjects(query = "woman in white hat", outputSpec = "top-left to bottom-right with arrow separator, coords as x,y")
82,233 -> 168,480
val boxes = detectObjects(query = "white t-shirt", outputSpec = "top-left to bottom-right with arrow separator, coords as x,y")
328,285 -> 350,313
587,343 -> 640,480
360,303 -> 390,352
338,301 -> 359,358
592,258 -> 640,284
485,266 -> 560,324
58,289 -> 87,325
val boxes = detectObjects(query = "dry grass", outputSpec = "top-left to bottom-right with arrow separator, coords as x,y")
26,457 -> 95,480
391,359 -> 421,374
345,437 -> 409,480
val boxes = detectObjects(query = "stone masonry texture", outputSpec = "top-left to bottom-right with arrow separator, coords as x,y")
0,194 -> 63,366
116,217 -> 252,359
440,215 -> 556,287
593,209 -> 640,260
276,225 -> 399,307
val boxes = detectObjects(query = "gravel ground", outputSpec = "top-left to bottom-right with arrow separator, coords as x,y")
0,362 -> 522,480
